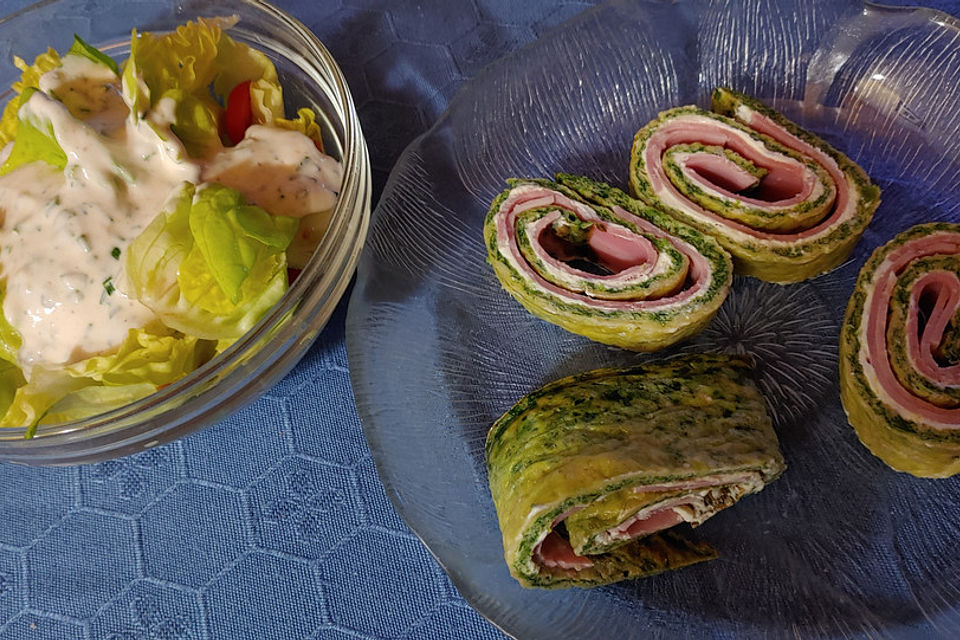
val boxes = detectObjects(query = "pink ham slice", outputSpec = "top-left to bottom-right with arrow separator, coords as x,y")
529,471 -> 758,571
682,152 -> 765,193
529,212 -> 661,281
863,231 -> 960,428
496,186 -> 713,310
642,114 -> 844,242
532,502 -> 687,571
586,226 -> 660,273
906,272 -> 960,385
534,532 -> 594,570
622,506 -> 685,538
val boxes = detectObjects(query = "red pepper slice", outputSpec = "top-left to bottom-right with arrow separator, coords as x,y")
224,80 -> 253,145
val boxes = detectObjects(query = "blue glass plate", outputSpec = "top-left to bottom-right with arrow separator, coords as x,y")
347,1 -> 960,637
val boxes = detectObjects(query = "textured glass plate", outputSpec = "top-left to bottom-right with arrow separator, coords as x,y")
346,1 -> 960,637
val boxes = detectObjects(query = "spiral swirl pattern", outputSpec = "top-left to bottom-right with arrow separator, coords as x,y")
631,88 -> 881,283
483,174 -> 732,351
840,223 -> 960,477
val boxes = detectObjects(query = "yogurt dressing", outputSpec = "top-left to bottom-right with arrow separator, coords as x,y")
0,55 -> 341,376
202,124 -> 342,217
38,54 -> 127,135
0,86 -> 198,372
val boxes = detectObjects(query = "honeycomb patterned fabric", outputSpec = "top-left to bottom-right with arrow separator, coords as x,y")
0,1 -> 958,640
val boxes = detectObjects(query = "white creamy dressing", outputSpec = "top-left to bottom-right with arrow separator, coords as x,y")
203,125 -> 343,269
0,56 -> 341,375
38,54 -> 127,135
202,124 -> 342,217
0,81 -> 198,371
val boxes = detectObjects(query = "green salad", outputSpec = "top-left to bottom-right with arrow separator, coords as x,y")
0,18 -> 343,435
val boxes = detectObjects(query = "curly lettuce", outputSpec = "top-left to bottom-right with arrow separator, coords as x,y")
0,47 -> 61,147
122,17 -> 286,158
0,328 -> 214,435
212,25 -> 283,125
275,107 -> 327,151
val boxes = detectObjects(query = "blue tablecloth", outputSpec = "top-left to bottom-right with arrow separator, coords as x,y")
1,1 -> 959,639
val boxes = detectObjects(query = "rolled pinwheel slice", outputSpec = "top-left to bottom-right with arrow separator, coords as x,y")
840,223 -> 960,478
630,87 -> 880,283
485,353 -> 785,589
483,174 -> 732,351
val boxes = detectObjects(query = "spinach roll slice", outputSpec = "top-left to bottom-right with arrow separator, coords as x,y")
841,223 -> 960,477
483,174 -> 732,351
630,88 -> 880,283
485,353 -> 785,589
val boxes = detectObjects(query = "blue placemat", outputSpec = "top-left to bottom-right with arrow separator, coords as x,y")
1,1 -> 960,639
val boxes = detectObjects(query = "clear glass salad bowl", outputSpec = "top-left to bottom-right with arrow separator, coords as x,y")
0,0 -> 370,465
347,0 -> 960,638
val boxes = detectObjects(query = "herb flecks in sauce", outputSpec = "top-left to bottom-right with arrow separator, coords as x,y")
0,64 -> 196,372
0,19 -> 342,426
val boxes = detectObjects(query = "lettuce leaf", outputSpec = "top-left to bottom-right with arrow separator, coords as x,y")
66,326 -> 214,385
67,34 -> 119,75
0,283 -> 22,367
0,365 -> 87,434
249,79 -> 285,127
121,17 -> 286,157
120,29 -> 151,120
121,20 -> 223,155
123,20 -> 222,109
188,184 -> 297,302
0,38 -> 122,177
0,47 -> 61,147
212,32 -> 284,124
0,88 -> 67,176
275,107 -> 326,151
127,182 -> 296,339
39,383 -> 156,426
163,87 -> 222,159
0,361 -> 25,420
0,284 -> 25,418
0,328 -> 213,433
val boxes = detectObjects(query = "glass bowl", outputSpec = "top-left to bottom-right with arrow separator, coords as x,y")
347,0 -> 960,638
0,0 -> 371,465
